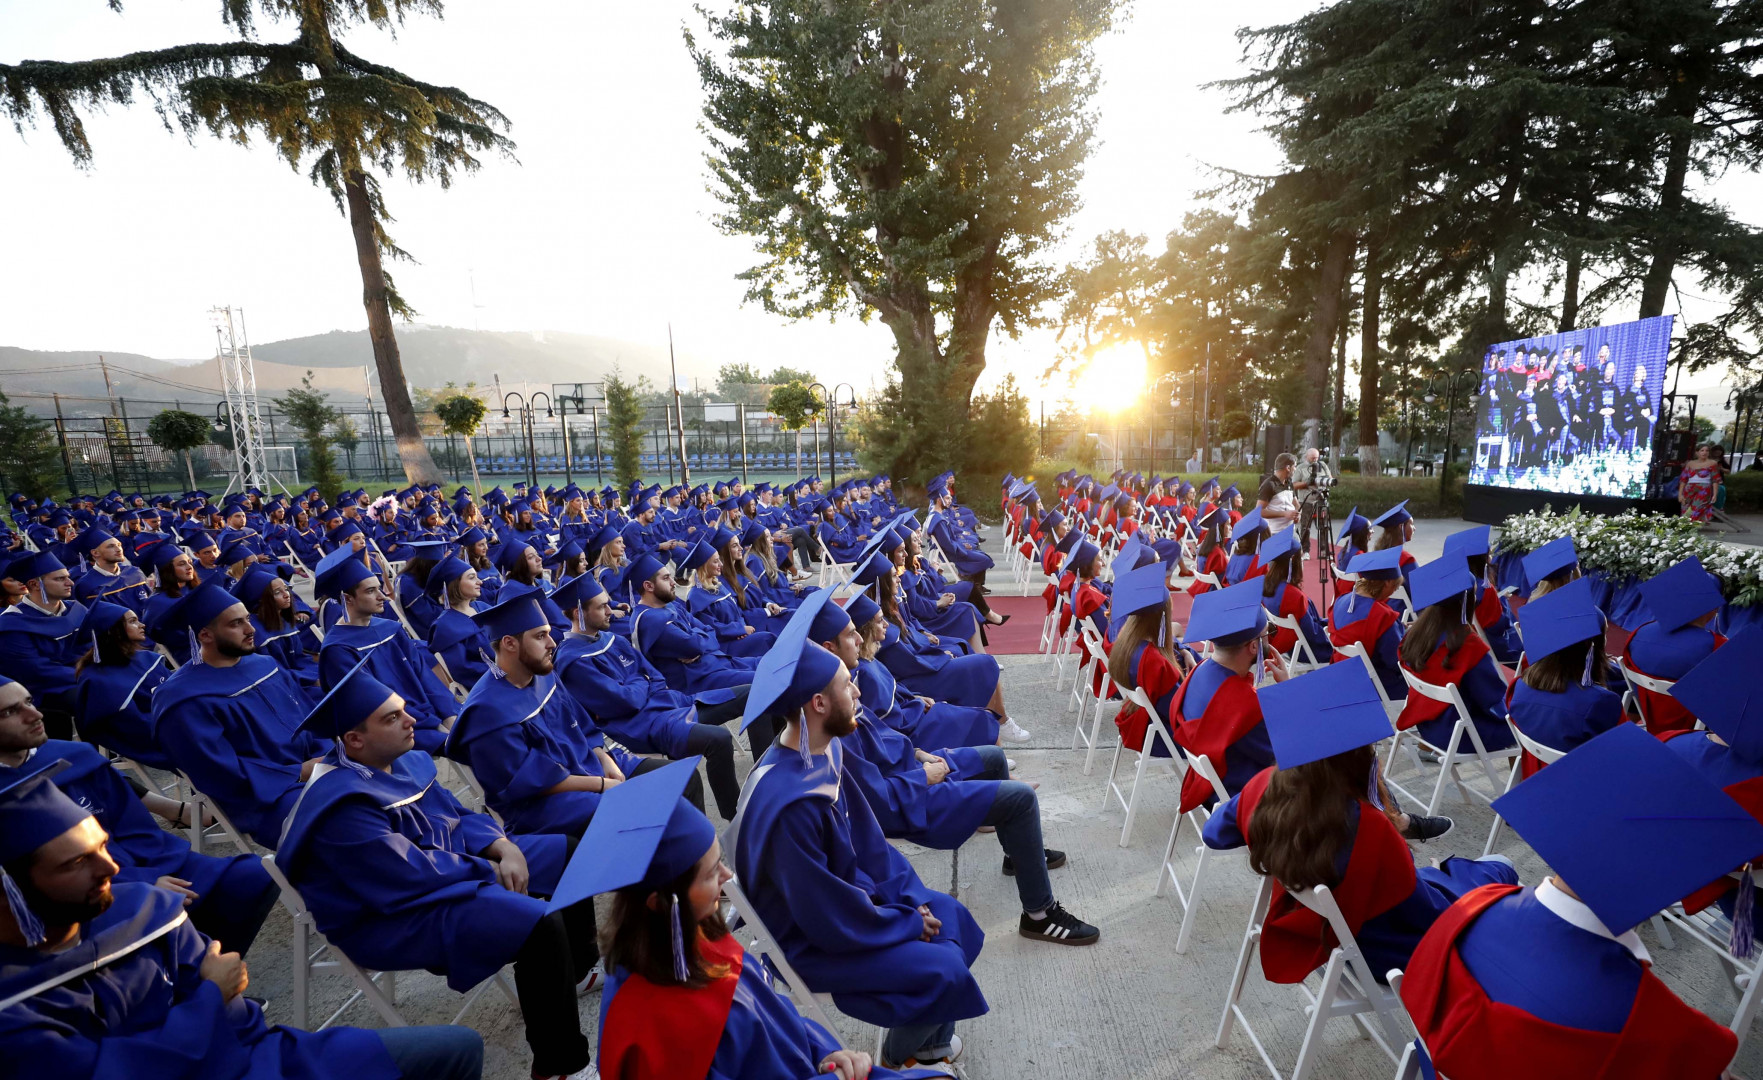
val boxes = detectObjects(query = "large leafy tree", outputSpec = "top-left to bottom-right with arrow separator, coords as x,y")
691,0 -> 1118,483
1,0 -> 514,485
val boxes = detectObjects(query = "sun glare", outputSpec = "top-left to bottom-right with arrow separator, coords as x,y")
1069,341 -> 1149,413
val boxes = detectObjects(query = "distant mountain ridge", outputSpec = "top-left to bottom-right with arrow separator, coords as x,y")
0,326 -> 676,416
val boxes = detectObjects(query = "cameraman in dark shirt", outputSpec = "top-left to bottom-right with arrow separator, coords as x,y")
1258,452 -> 1298,528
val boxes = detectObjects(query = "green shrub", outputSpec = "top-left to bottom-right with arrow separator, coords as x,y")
1724,470 -> 1763,513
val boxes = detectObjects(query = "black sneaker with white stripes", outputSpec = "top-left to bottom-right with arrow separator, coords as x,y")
1018,901 -> 1100,946
1400,813 -> 1455,842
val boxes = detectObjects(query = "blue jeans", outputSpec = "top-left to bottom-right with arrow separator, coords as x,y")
883,1019 -> 956,1066
376,1025 -> 484,1080
972,745 -> 1054,914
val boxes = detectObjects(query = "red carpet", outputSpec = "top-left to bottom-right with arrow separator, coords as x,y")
984,595 -> 1055,654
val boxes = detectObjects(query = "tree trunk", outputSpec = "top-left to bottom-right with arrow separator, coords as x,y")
183,449 -> 196,493
1357,237 -> 1382,476
1332,306 -> 1348,457
1560,246 -> 1582,332
342,169 -> 442,485
464,433 -> 484,497
1303,229 -> 1356,449
1640,81 -> 1701,319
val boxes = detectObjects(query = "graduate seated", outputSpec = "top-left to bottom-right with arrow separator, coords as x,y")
70,601 -> 176,772
593,765 -> 946,1080
683,534 -> 778,652
0,763 -> 485,1080
425,555 -> 492,691
1169,580 -> 1284,813
149,582 -> 326,849
0,550 -> 87,737
278,660 -> 601,1080
1509,578 -> 1625,759
926,482 -> 993,587
0,676 -> 280,957
865,554 -> 1017,731
1186,508 -> 1230,596
1331,507 -> 1370,600
1395,554 -> 1516,754
1625,554 -> 1726,736
450,589 -> 695,840
625,554 -> 764,696
1401,724 -> 1756,1079
728,607 -> 988,1072
313,546 -> 457,755
1521,534 -> 1580,601
1330,548 -> 1408,703
1442,524 -> 1523,664
1369,500 -> 1416,611
554,573 -> 762,822
1203,662 -> 1517,985
849,592 -> 1002,753
1258,526 -> 1333,664
1110,561 -> 1197,757
69,529 -> 151,616
1222,508 -> 1269,586
238,565 -> 322,690
807,591 -> 1099,947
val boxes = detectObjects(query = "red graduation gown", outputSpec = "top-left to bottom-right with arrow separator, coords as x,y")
1115,644 -> 1184,754
1187,547 -> 1229,597
599,932 -> 742,1080
1628,630 -> 1727,738
1401,884 -> 1737,1079
1396,636 -> 1492,731
1327,597 -> 1399,655
1169,665 -> 1263,813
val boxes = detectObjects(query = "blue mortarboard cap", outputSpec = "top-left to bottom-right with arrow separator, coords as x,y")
586,523 -> 621,555
1108,560 -> 1172,637
1521,536 -> 1578,585
1670,626 -> 1763,763
550,568 -> 608,612
1345,548 -> 1403,581
1639,555 -> 1724,632
842,590 -> 880,628
471,590 -> 552,643
235,567 -> 288,608
710,525 -> 737,551
143,539 -> 186,574
543,539 -> 585,567
1407,553 -> 1478,613
455,526 -> 488,549
299,658 -> 399,738
314,547 -> 375,598
401,540 -> 454,561
1068,538 -> 1100,571
808,589 -> 853,643
326,520 -> 361,544
1441,525 -> 1491,559
1233,507 -> 1267,538
740,588 -> 846,732
168,582 -> 247,636
850,551 -> 893,588
1186,578 -> 1268,646
75,600 -> 130,651
679,540 -> 714,573
1515,576 -> 1605,662
72,528 -> 116,556
1259,525 -> 1298,564
619,553 -> 665,600
739,519 -> 768,548
217,538 -> 255,566
1259,661 -> 1395,768
425,556 -> 473,601
494,540 -> 534,573
1492,723 -> 1763,934
0,759 -> 86,865
8,550 -> 64,582
1219,484 -> 1239,502
545,758 -> 712,911
1372,501 -> 1412,528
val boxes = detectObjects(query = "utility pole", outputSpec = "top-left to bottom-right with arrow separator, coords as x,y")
668,324 -> 691,484
98,355 -> 119,418
1200,343 -> 1212,468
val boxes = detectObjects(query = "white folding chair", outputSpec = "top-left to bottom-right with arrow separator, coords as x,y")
1156,752 -> 1241,954
1334,642 -> 1403,723
1071,622 -> 1119,772
1391,585 -> 1415,624
722,873 -> 871,1054
1067,620 -> 1104,716
1385,671 -> 1520,817
1659,871 -> 1763,1050
1264,609 -> 1322,674
816,536 -> 854,588
1194,569 -> 1223,592
1217,876 -> 1411,1080
1616,655 -> 1683,734
1037,585 -> 1062,656
1385,973 -> 1436,1080
1481,719 -> 1563,857
1099,682 -> 1182,845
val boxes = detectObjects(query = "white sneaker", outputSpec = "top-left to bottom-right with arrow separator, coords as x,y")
1006,757 -> 1018,771
575,962 -> 604,995
998,718 -> 1032,744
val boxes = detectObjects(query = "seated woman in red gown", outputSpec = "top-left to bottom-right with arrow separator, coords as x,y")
1395,553 -> 1516,754
1369,501 -> 1415,614
1332,507 -> 1371,600
1110,561 -> 1195,758
1329,548 -> 1407,704
1442,524 -> 1523,664
1203,661 -> 1517,986
1223,507 -> 1269,586
1626,555 -> 1726,736
1258,526 -> 1333,664
1168,579 -> 1286,813
1187,509 -> 1230,597
1402,724 -> 1756,1080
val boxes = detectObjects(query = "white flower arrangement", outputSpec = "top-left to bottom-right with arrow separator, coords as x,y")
1495,507 -> 1763,606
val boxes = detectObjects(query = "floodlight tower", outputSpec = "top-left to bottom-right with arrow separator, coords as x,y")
210,306 -> 281,496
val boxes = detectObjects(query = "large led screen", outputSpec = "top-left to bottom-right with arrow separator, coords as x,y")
1467,315 -> 1673,499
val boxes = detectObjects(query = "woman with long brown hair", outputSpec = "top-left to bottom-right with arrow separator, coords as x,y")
1508,577 -> 1624,759
1395,555 -> 1516,755
683,531 -> 776,651
1259,527 -> 1333,663
239,566 -> 319,688
1202,662 -> 1515,987
858,552 -> 1014,724
715,530 -> 787,634
1109,561 -> 1194,759
71,601 -> 175,771
1370,501 -> 1417,615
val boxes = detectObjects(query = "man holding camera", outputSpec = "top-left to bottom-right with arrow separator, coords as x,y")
1290,448 -> 1334,553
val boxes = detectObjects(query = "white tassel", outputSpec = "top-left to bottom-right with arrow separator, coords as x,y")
3,868 -> 45,947
670,893 -> 691,982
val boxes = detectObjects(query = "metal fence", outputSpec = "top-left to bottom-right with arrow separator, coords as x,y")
22,393 -> 864,496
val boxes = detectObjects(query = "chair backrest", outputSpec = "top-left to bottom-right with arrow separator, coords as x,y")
1119,681 -> 1181,761
1335,642 -> 1397,711
1187,752 -> 1229,805
1617,654 -> 1676,696
1196,570 -> 1222,589
1508,718 -> 1567,765
1285,882 -> 1409,1039
722,873 -> 849,1050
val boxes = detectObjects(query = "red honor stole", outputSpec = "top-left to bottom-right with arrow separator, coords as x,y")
1187,548 -> 1230,597
1401,884 -> 1738,1079
1474,585 -> 1505,629
1267,585 -> 1308,655
1328,598 -> 1398,657
599,932 -> 744,1080
1236,767 -> 1417,983
1395,636 -> 1492,731
1169,667 -> 1264,813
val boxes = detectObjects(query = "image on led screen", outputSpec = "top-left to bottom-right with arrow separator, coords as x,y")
1467,315 -> 1673,499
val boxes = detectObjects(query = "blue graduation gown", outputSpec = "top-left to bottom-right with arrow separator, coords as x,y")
1330,593 -> 1407,702
1177,659 -> 1275,797
1203,796 -> 1517,982
143,591 -> 193,666
150,655 -> 323,849
1411,650 -> 1515,753
250,617 -> 320,692
0,883 -> 395,1080
74,651 -> 175,770
277,748 -> 567,993
927,514 -> 992,575
1509,680 -> 1624,755
316,623 -> 454,754
555,630 -> 738,756
1626,620 -> 1720,680
729,741 -> 988,1029
427,607 -> 490,690
450,670 -> 640,837
0,599 -> 89,713
631,605 -> 757,695
72,563 -> 152,616
901,569 -> 983,641
1456,888 -> 1648,1033
1665,730 -> 1763,790
839,705 -> 995,850
2,741 -> 276,947
394,574 -> 443,639
854,657 -> 998,750
686,583 -> 777,650
875,622 -> 999,709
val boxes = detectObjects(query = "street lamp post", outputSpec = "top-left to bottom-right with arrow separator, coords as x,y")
827,383 -> 856,486
1424,369 -> 1479,501
501,391 -> 552,492
808,382 -> 829,483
